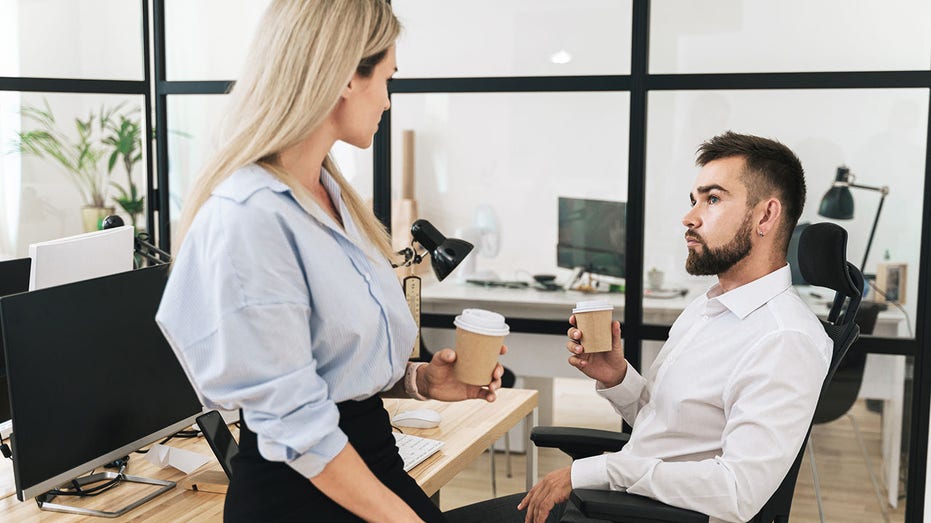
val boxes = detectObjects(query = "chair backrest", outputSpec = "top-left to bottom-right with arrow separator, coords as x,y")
752,223 -> 862,523
811,300 -> 883,425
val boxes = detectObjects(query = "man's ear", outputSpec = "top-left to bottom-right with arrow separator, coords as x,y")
757,198 -> 783,237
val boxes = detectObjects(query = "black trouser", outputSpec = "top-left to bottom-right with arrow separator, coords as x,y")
225,397 -> 446,522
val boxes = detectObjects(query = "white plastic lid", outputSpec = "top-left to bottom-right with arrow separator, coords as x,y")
572,299 -> 614,314
454,308 -> 510,336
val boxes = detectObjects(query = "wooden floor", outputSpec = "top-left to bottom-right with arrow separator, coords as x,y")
440,378 -> 907,522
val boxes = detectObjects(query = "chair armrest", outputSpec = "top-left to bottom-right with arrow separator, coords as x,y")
570,489 -> 707,523
530,426 -> 629,460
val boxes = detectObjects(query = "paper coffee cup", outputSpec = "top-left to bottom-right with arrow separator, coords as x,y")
572,300 -> 613,353
453,309 -> 509,386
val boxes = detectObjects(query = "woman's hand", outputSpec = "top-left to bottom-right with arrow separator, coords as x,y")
418,346 -> 507,402
567,316 -> 628,388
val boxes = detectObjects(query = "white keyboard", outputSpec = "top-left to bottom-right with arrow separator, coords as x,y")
394,432 -> 443,472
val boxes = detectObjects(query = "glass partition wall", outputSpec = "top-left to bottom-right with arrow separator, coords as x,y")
0,0 -> 150,259
5,1 -> 929,521
381,1 -> 931,521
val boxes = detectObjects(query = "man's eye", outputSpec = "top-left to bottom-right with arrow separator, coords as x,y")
708,195 -> 720,204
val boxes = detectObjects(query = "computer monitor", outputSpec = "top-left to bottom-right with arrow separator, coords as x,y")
556,197 -> 627,279
0,265 -> 202,503
0,258 -> 31,428
28,225 -> 134,291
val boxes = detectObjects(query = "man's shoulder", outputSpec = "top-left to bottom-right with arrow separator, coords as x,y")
763,288 -> 831,343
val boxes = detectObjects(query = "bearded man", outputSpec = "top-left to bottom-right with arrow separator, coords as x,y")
447,132 -> 832,523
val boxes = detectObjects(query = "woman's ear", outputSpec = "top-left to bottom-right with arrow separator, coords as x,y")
341,73 -> 360,100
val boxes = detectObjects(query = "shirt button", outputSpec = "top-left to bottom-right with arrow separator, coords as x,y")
363,273 -> 372,282
702,315 -> 709,321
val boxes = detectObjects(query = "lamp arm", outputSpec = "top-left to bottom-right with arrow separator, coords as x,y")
391,246 -> 425,268
860,189 -> 888,271
848,182 -> 890,195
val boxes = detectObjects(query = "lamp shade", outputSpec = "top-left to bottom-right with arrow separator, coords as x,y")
818,166 -> 855,219
411,219 -> 474,281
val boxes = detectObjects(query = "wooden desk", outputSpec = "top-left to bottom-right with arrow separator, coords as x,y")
0,388 -> 537,521
387,388 -> 538,497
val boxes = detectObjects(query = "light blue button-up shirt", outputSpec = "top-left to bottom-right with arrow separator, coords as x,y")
156,164 -> 417,479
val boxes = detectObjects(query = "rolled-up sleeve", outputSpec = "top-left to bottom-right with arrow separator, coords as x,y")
156,194 -> 350,480
182,301 -> 348,479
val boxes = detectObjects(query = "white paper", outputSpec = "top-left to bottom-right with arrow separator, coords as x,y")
143,443 -> 212,474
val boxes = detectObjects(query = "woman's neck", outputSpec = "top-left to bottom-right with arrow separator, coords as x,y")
278,124 -> 337,193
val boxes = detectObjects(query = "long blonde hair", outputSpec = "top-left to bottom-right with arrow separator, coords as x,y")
175,0 -> 399,260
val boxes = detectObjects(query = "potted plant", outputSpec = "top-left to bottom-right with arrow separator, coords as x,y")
13,100 -> 119,231
104,109 -> 145,231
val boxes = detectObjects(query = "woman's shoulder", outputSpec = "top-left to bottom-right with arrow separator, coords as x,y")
212,163 -> 292,204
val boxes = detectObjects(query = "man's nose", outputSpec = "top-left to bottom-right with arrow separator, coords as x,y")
682,206 -> 700,229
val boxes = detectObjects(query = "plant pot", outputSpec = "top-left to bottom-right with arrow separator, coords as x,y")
81,206 -> 116,232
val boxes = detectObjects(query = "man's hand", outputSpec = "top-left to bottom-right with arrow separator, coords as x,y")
567,316 -> 628,388
418,346 -> 507,402
518,466 -> 572,523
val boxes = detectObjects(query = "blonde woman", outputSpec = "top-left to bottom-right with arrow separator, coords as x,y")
155,2 -> 504,522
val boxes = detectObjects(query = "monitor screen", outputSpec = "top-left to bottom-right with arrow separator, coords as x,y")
0,265 -> 203,501
557,197 -> 627,279
28,225 -> 134,291
0,258 -> 31,425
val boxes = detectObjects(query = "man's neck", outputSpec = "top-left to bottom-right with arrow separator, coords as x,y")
716,255 -> 786,293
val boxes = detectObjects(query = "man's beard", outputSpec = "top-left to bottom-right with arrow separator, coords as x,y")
685,213 -> 754,276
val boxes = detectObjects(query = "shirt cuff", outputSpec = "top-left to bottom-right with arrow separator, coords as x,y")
571,454 -> 611,490
280,429 -> 349,479
595,362 -> 645,404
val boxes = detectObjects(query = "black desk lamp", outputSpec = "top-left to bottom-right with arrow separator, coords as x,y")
818,166 -> 889,270
392,219 -> 473,281
391,219 -> 472,359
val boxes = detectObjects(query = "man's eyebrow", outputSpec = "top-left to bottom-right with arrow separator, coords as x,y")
695,184 -> 730,195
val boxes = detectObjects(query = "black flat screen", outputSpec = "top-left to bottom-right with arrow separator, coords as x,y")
0,265 -> 202,499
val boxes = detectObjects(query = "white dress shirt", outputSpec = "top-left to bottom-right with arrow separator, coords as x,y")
571,265 -> 831,523
156,164 -> 417,480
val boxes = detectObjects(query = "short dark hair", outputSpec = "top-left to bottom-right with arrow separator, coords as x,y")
696,131 -> 806,252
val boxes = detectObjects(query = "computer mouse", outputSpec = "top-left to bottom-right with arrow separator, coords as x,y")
392,408 -> 442,429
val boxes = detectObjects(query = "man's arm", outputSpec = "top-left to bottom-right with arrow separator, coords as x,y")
571,330 -> 829,522
567,319 -> 648,424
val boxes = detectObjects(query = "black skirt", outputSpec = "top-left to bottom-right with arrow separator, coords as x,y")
225,396 -> 446,522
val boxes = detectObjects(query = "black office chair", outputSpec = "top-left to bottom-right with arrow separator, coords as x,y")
530,223 -> 863,523
807,300 -> 887,523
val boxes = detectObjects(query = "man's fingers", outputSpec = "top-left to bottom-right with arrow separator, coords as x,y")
566,340 -> 583,354
517,490 -> 533,510
611,321 -> 623,351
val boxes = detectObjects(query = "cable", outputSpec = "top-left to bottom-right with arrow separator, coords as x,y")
41,460 -> 128,498
133,428 -> 200,454
867,281 -> 914,338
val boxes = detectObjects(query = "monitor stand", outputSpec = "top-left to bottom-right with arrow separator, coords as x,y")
36,471 -> 175,518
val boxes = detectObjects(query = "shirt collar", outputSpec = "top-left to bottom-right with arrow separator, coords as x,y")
213,164 -> 367,250
705,264 -> 792,319
213,164 -> 291,202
